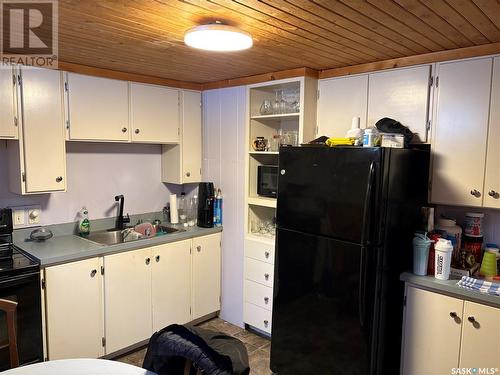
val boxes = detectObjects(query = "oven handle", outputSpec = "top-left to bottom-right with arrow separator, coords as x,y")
0,272 -> 40,288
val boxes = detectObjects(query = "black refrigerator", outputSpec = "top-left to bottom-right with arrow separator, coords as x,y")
270,146 -> 430,375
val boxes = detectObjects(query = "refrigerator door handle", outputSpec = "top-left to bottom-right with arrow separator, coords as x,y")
359,246 -> 367,328
361,161 -> 375,246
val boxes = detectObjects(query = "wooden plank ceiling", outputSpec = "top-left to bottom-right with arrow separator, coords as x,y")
58,0 -> 500,84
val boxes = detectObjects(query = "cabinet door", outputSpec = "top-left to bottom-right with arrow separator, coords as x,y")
151,240 -> 191,332
21,67 -> 66,193
484,57 -> 500,208
130,83 -> 179,144
182,90 -> 202,183
104,248 -> 152,354
368,66 -> 431,142
0,67 -> 18,139
401,287 -> 463,375
317,75 -> 368,137
67,73 -> 129,141
45,258 -> 103,359
192,233 -> 221,320
460,302 -> 500,369
431,58 -> 492,206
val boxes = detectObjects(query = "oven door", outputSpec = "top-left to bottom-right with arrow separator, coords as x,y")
0,272 -> 43,371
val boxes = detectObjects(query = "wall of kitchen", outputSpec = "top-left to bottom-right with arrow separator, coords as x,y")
0,141 -> 181,225
202,86 -> 246,327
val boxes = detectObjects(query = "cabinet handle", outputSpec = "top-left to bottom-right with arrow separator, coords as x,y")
56,176 -> 63,183
155,255 -> 160,263
135,129 -> 140,134
265,251 -> 270,259
264,273 -> 270,281
264,297 -> 269,304
122,127 -> 128,133
263,320 -> 269,328
449,312 -> 457,318
186,172 -> 191,177
470,189 -> 481,198
145,257 -> 151,265
90,269 -> 97,278
488,190 -> 498,198
197,246 -> 201,252
467,316 -> 476,323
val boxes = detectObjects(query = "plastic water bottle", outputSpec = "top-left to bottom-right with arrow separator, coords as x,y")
178,192 -> 187,225
214,189 -> 222,227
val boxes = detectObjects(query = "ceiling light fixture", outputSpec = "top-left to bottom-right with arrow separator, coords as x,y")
184,23 -> 253,52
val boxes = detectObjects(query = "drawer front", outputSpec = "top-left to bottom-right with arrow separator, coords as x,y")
245,239 -> 275,264
245,258 -> 274,287
245,280 -> 273,311
244,302 -> 272,334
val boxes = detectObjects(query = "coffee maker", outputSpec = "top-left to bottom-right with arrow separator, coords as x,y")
198,182 -> 215,228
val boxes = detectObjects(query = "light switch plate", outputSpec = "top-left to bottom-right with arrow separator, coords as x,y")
10,205 -> 42,229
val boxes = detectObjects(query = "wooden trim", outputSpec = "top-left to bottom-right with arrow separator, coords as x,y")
319,43 -> 500,79
57,61 -> 203,91
0,299 -> 19,368
201,67 -> 319,90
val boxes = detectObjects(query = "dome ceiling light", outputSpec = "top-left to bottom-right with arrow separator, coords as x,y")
184,23 -> 253,52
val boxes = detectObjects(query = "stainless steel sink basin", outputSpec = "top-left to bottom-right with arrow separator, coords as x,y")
85,229 -> 134,246
85,225 -> 183,246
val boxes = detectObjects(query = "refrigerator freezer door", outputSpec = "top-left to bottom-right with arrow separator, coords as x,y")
277,146 -> 382,244
270,228 -> 379,375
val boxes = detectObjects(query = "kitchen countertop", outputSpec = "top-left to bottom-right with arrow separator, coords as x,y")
16,225 -> 222,268
401,272 -> 499,308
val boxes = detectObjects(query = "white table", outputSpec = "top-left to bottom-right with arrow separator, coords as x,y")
1,359 -> 157,375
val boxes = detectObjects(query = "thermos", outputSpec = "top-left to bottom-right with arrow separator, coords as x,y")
197,182 -> 215,228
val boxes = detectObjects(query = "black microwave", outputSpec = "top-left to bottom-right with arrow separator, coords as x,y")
257,165 -> 278,198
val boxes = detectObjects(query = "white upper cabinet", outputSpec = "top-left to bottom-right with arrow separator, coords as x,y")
0,67 -> 18,139
367,66 -> 431,142
317,75 -> 368,137
130,83 -> 180,144
484,57 -> 500,209
9,67 -> 66,194
66,73 -> 129,142
431,58 -> 492,207
162,90 -> 202,184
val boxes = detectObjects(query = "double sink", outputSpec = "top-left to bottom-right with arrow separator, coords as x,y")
85,226 -> 183,246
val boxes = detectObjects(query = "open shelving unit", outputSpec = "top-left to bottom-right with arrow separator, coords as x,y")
243,76 -> 317,335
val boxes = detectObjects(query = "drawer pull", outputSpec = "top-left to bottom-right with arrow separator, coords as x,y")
488,190 -> 498,198
145,257 -> 151,265
467,316 -> 480,328
264,297 -> 269,304
90,269 -> 97,278
155,255 -> 160,263
263,320 -> 269,328
265,251 -> 270,259
467,316 -> 475,323
264,273 -> 270,281
449,312 -> 457,318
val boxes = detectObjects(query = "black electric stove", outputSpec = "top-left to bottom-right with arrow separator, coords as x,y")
0,208 -> 43,371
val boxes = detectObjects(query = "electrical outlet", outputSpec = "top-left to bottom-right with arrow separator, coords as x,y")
13,210 -> 25,226
11,205 -> 41,228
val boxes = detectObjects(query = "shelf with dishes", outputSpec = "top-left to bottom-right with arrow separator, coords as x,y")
248,196 -> 277,208
250,113 -> 300,121
247,204 -> 276,239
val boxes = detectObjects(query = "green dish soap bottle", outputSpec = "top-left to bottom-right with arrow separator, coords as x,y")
78,207 -> 90,236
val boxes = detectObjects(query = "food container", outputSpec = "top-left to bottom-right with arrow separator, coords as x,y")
380,133 -> 404,148
479,250 -> 498,280
427,232 -> 443,275
363,129 -> 377,147
434,238 -> 453,280
463,234 -> 483,264
464,212 -> 484,237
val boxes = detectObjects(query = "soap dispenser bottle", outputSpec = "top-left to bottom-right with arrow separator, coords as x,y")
78,207 -> 90,236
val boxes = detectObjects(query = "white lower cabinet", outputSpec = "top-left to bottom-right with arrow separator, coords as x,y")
104,247 -> 153,354
43,233 -> 221,359
192,233 -> 222,320
44,257 -> 104,360
244,237 -> 275,335
151,240 -> 192,332
401,286 -> 500,375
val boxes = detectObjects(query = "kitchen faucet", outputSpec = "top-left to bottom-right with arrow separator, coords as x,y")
115,195 -> 130,230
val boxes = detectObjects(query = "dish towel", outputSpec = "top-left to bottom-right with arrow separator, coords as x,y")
456,276 -> 500,297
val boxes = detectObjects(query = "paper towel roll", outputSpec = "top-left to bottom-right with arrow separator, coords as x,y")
169,194 -> 179,224
351,116 -> 360,129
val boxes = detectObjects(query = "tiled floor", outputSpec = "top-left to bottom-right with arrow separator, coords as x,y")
115,318 -> 272,374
